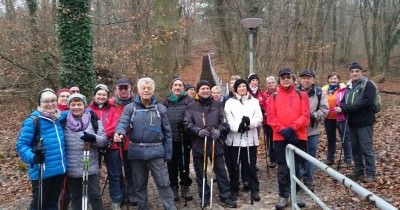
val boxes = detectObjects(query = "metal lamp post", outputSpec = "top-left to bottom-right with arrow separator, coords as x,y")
240,18 -> 263,76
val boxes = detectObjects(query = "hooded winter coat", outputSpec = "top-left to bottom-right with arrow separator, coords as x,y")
224,93 -> 263,146
183,96 -> 228,157
340,76 -> 376,128
16,111 -> 67,180
62,111 -> 108,178
267,84 -> 310,141
115,96 -> 173,161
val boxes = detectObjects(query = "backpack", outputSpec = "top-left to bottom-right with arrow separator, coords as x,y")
30,116 -> 41,147
360,79 -> 382,113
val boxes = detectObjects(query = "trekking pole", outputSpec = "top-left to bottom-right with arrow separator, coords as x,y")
37,138 -> 44,210
119,140 -> 129,210
201,113 -> 207,209
209,128 -> 216,209
181,133 -> 188,207
235,132 -> 243,198
264,126 -> 269,174
337,118 -> 348,172
245,128 -> 254,205
82,142 -> 90,210
101,174 -> 108,197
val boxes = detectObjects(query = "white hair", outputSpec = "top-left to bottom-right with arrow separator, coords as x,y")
266,76 -> 277,83
211,86 -> 221,92
137,77 -> 155,92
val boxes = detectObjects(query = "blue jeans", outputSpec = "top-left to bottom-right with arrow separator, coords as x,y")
303,134 -> 318,184
104,149 -> 124,203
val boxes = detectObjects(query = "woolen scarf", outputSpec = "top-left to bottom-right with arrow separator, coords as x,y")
37,107 -> 60,121
66,111 -> 91,132
328,84 -> 340,95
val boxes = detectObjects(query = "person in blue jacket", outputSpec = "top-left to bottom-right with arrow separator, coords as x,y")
114,77 -> 176,210
16,88 -> 67,210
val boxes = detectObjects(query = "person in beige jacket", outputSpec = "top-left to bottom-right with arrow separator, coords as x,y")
298,69 -> 329,191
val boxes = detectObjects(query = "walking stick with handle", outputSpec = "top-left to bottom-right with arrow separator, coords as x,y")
337,118 -> 348,172
82,142 -> 90,210
119,139 -> 129,210
37,138 -> 44,210
201,113 -> 207,209
209,127 -> 216,209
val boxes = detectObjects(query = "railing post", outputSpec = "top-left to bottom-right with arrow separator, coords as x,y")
286,144 -> 298,209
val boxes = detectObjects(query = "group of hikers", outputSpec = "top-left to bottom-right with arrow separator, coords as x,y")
16,61 -> 378,210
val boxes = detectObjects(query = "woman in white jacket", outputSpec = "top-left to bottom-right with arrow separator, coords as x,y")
224,79 -> 263,202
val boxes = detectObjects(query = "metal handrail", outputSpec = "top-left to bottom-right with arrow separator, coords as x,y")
207,53 -> 229,94
285,144 -> 397,210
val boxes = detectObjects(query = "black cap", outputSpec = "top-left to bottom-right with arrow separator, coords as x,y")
299,69 -> 315,78
248,73 -> 260,83
233,79 -> 251,93
116,78 -> 131,86
348,62 -> 363,71
184,83 -> 195,91
196,80 -> 211,91
278,68 -> 293,77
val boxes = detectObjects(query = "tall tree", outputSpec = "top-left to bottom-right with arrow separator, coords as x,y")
58,0 -> 95,96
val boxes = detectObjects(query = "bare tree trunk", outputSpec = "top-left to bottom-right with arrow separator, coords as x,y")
332,0 -> 337,71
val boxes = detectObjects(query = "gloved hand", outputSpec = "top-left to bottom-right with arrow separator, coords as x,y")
238,122 -> 250,134
210,129 -> 220,140
32,146 -> 45,164
242,116 -> 250,126
198,129 -> 210,138
81,131 -> 96,143
310,114 -> 316,127
279,127 -> 298,144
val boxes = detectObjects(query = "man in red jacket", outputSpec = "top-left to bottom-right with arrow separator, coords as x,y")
267,68 -> 310,209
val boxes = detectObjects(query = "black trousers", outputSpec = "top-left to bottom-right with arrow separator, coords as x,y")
167,140 -> 192,188
274,141 -> 306,198
225,145 -> 259,194
29,174 -> 65,210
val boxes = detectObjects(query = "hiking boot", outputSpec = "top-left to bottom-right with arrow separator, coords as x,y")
200,200 -> 210,208
251,191 -> 261,202
275,197 -> 289,209
181,186 -> 193,201
324,159 -> 334,166
128,196 -> 138,206
111,202 -> 121,210
348,173 -> 364,181
172,187 -> 179,201
363,176 -> 376,183
221,198 -> 237,208
242,181 -> 250,192
269,162 -> 277,168
304,182 -> 314,192
296,196 -> 306,208
340,161 -> 352,168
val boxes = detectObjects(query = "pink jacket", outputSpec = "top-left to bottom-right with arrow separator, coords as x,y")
335,87 -> 347,122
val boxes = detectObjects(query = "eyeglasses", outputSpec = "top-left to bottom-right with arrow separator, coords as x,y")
41,99 -> 57,104
59,95 -> 69,98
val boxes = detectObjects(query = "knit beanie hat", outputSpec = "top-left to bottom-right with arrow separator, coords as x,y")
196,80 -> 211,91
185,83 -> 195,91
349,62 -> 363,71
233,79 -> 251,93
67,93 -> 88,107
56,88 -> 70,97
94,84 -> 109,96
37,88 -> 56,106
248,73 -> 260,83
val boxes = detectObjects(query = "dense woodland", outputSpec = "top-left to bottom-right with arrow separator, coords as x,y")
1,0 -> 400,99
